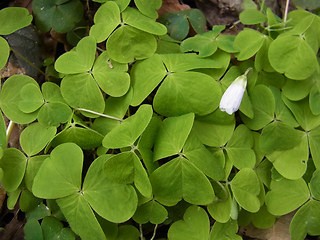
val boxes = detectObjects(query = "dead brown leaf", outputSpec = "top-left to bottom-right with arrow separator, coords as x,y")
239,211 -> 295,240
158,0 -> 190,17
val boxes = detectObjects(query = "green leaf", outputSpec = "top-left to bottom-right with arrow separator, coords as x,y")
259,121 -> 302,154
239,9 -> 267,25
282,96 -> 320,131
24,218 -> 43,240
89,1 -> 121,42
230,168 -> 260,213
255,37 -> 274,72
193,109 -> 235,147
0,75 -> 39,124
257,71 -> 286,89
196,50 -> 231,80
150,157 -> 214,206
122,7 -> 167,35
310,170 -> 320,200
7,189 -> 21,210
216,35 -> 238,53
243,0 -> 258,9
156,34 -> 181,54
0,148 -> 26,192
285,13 -> 320,53
115,225 -> 139,240
154,113 -> 194,161
32,143 -> 83,199
20,122 -> 56,156
207,183 -> 231,223
266,132 -> 308,180
282,77 -> 314,101
183,132 -> 225,180
0,7 -> 32,35
241,85 -> 275,130
133,200 -> 168,224
104,151 -> 152,197
18,83 -> 44,113
104,153 -> 134,184
210,220 -> 241,240
265,178 -> 309,215
38,102 -> 72,127
268,35 -> 317,80
134,0 -> 162,18
55,36 -> 96,74
252,132 -> 264,165
104,90 -> 132,119
57,194 -> 107,240
41,216 -> 75,240
250,205 -> 276,229
180,35 -> 218,57
92,51 -> 130,97
131,54 -> 167,106
154,72 -> 221,116
102,104 -> 153,148
168,205 -> 210,240
159,12 -> 189,41
25,155 -> 48,192
51,126 -> 103,150
186,9 -> 206,34
309,81 -> 320,115
160,53 -> 222,72
290,200 -> 320,240
226,125 -> 256,169
159,9 -> 206,41
292,0 -> 320,10
92,91 -> 131,135
233,28 -> 266,60
93,0 -> 129,11
270,87 -> 298,127
83,155 -> 138,223
41,82 -> 66,103
33,0 -> 84,33
137,116 -> 161,174
26,203 -> 51,220
20,190 -> 41,212
107,25 -> 157,63
0,113 -> 7,151
0,37 -> 10,71
60,74 -> 105,114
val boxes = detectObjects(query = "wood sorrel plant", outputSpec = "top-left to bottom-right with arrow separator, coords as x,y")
0,0 -> 320,239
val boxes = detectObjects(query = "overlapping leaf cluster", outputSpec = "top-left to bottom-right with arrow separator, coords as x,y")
0,1 -> 320,240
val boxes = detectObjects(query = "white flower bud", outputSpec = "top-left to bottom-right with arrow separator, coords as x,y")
219,74 -> 248,115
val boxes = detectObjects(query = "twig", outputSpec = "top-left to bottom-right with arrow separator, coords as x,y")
74,108 -> 123,122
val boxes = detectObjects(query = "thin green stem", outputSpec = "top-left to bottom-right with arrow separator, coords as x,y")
10,47 -> 46,76
215,181 -> 229,201
150,224 -> 158,240
96,46 -> 105,52
74,108 -> 123,122
6,120 -> 14,144
139,224 -> 144,240
259,0 -> 265,12
229,20 -> 241,30
284,0 -> 290,23
244,67 -> 253,76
